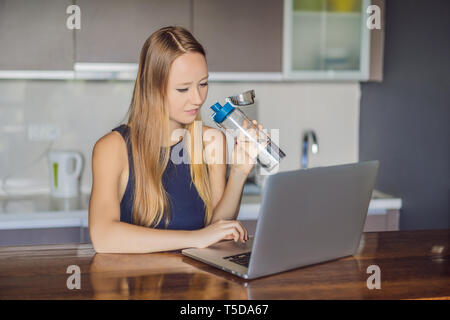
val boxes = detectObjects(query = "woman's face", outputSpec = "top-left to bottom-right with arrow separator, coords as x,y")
166,51 -> 209,126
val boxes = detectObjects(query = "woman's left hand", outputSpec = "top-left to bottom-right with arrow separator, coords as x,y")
229,119 -> 269,178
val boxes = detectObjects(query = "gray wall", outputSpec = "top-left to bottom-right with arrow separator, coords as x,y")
360,0 -> 449,230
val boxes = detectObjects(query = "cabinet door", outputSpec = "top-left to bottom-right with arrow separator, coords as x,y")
0,227 -> 82,246
0,0 -> 74,70
192,0 -> 283,72
75,0 -> 191,63
284,0 -> 371,80
368,0 -> 385,81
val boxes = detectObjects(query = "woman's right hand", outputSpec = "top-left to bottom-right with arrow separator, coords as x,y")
192,220 -> 249,249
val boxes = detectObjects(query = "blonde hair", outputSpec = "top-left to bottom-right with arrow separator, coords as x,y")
124,26 -> 213,228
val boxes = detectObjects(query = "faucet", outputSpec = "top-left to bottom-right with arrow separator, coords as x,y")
301,130 -> 319,168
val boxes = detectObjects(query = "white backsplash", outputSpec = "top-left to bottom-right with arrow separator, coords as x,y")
0,80 -> 360,195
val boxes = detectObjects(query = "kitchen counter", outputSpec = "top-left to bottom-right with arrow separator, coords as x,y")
0,228 -> 448,300
0,189 -> 401,230
0,193 -> 90,230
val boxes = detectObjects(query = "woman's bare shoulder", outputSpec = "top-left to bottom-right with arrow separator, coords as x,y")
92,131 -> 127,173
94,131 -> 124,152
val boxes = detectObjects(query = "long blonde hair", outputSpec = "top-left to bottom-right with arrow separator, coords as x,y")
124,26 -> 212,228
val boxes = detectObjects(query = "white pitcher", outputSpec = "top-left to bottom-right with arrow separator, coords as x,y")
47,150 -> 83,198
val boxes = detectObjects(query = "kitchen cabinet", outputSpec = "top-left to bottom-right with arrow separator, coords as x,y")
283,0 -> 376,80
0,193 -> 90,246
0,227 -> 90,246
0,0 -> 384,81
75,0 -> 191,64
192,0 -> 283,73
0,0 -> 74,71
368,0 -> 385,81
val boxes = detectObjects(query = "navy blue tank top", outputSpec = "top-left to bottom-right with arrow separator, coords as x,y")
112,124 -> 205,230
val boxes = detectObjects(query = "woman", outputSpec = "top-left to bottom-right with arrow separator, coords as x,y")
89,26 -> 265,254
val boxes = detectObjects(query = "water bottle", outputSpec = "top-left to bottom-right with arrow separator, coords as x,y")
210,94 -> 286,173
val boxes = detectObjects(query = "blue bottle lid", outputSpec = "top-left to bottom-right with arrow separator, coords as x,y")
210,102 -> 235,123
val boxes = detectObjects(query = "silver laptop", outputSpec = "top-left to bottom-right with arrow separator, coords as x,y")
182,160 -> 379,280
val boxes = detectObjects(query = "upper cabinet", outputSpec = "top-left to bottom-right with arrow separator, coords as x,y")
0,0 -> 383,81
75,0 -> 191,63
0,0 -> 73,71
284,0 -> 372,80
192,0 -> 283,73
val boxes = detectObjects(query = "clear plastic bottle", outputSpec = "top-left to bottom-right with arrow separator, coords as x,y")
210,102 -> 286,172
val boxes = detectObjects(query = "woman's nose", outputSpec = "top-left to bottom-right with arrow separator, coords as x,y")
190,86 -> 203,105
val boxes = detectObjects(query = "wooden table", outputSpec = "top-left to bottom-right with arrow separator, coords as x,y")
0,229 -> 448,300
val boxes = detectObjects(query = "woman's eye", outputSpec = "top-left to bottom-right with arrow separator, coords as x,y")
177,82 -> 207,93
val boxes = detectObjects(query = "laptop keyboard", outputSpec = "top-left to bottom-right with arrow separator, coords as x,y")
223,252 -> 251,267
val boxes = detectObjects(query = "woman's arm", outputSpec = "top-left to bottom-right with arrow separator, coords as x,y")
209,168 -> 247,223
204,124 -> 261,223
91,221 -> 199,254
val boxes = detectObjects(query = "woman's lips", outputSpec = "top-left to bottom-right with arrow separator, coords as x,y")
185,109 -> 199,115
